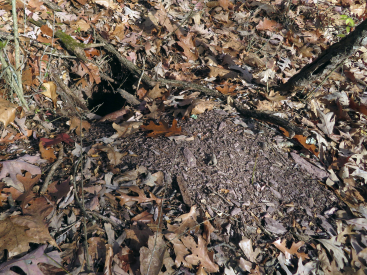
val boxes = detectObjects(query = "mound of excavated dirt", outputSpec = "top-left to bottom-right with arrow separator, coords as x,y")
107,109 -> 342,242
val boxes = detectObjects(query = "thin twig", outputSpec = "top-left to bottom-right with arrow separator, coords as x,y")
11,0 -> 28,109
86,210 -> 124,229
40,143 -> 64,194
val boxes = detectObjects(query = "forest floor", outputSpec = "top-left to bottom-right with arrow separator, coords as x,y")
0,0 -> 367,274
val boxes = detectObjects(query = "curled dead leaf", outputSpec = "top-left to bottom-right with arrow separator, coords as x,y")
41,82 -> 58,108
0,98 -> 23,128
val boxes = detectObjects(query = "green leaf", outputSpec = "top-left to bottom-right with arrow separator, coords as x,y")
340,15 -> 348,19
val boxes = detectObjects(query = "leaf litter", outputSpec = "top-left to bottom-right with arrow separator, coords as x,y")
0,0 -> 367,273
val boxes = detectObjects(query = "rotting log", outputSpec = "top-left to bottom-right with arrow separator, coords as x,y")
277,18 -> 367,94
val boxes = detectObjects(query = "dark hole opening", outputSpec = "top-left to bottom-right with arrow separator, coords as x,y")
86,56 -> 137,117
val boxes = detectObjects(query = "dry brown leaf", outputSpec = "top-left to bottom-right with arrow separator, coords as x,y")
256,18 -> 282,31
0,132 -> 27,143
0,196 -> 56,257
40,24 -> 53,37
349,96 -> 367,116
70,19 -> 91,32
0,98 -> 23,128
16,172 -> 41,210
85,62 -> 101,84
182,235 -> 219,273
117,185 -> 162,206
88,237 -> 106,263
140,119 -> 182,137
41,81 -> 58,108
216,84 -> 236,95
112,246 -> 134,273
69,116 -> 91,136
0,159 -> 41,192
203,219 -> 215,244
39,141 -> 56,163
125,224 -> 154,253
186,99 -> 216,116
167,205 -> 198,235
165,233 -> 192,268
100,107 -> 130,122
113,121 -> 143,138
146,83 -> 166,100
177,41 -> 198,61
239,238 -> 261,262
208,66 -> 238,79
273,239 -> 309,261
317,108 -> 335,136
140,233 -> 167,275
94,145 -> 127,166
280,127 -> 319,157
299,45 -> 314,58
256,100 -> 274,111
243,53 -> 266,68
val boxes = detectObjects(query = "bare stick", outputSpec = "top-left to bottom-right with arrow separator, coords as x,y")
11,0 -> 28,109
40,143 -> 64,194
117,88 -> 140,106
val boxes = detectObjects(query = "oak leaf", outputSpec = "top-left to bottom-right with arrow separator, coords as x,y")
0,197 -> 56,258
279,127 -> 319,157
0,159 -> 41,192
273,239 -> 309,261
117,185 -> 162,206
140,119 -> 182,137
182,235 -> 219,273
216,84 -> 236,95
256,18 -> 282,31
93,144 -> 127,166
146,83 -> 166,100
69,116 -> 91,135
167,205 -> 198,235
39,141 -> 57,162
317,109 -> 335,136
113,121 -> 143,138
0,245 -> 61,274
40,133 -> 74,147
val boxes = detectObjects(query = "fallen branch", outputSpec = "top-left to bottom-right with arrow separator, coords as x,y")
277,18 -> 367,93
117,88 -> 140,106
95,33 -> 306,137
50,70 -> 89,112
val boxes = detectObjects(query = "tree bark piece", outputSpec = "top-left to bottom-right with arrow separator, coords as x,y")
277,18 -> 367,93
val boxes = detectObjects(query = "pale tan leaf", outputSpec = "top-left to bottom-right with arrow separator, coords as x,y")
41,82 -> 57,108
69,116 -> 91,136
0,98 -> 22,128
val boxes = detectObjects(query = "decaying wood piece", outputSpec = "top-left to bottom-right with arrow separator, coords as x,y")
277,18 -> 367,93
50,70 -> 89,112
